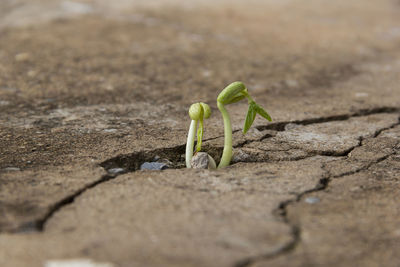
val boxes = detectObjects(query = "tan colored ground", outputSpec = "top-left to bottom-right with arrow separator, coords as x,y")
0,0 -> 399,266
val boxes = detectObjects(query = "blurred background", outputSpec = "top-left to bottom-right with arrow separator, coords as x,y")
1,0 -> 399,110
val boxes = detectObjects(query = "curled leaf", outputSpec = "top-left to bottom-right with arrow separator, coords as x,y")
217,81 -> 246,105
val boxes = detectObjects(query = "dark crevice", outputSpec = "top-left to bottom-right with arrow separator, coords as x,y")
332,152 -> 395,179
372,117 -> 400,138
231,136 -> 362,165
296,135 -> 363,159
234,226 -> 300,267
4,107 -> 398,234
0,173 -> 120,234
255,107 -> 399,132
231,131 -> 277,150
204,107 -> 399,140
100,145 -> 186,171
34,173 -> 117,232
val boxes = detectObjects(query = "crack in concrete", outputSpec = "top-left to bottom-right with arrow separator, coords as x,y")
252,137 -> 362,160
233,121 -> 400,267
4,107 -> 398,235
255,107 -> 400,132
38,174 -> 119,232
234,110 -> 400,165
203,107 -> 400,142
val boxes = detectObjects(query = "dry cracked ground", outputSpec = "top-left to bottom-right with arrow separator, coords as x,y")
0,0 -> 400,266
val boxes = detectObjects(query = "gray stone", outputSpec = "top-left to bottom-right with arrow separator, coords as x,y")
190,152 -> 217,169
140,162 -> 168,170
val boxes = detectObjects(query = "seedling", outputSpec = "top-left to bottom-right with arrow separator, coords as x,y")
217,81 -> 271,168
185,102 -> 211,168
185,81 -> 271,169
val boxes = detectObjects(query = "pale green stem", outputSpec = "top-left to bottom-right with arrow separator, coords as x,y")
186,119 -> 197,168
217,101 -> 232,168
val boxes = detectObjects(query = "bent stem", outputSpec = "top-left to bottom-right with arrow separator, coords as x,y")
217,101 -> 232,168
186,119 -> 197,168
217,81 -> 272,168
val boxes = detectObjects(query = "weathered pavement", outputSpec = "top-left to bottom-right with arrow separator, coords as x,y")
0,0 -> 400,266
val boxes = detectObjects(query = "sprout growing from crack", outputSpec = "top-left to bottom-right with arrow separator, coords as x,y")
185,81 -> 271,169
186,102 -> 212,168
217,81 -> 272,168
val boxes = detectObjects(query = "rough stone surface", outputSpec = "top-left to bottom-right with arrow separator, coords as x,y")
253,126 -> 400,267
0,158 -> 328,267
233,113 -> 399,162
0,0 -> 400,267
0,163 -> 105,233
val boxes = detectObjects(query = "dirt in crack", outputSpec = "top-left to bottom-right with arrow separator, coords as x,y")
100,145 -> 187,172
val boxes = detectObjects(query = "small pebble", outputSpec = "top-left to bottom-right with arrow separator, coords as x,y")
107,168 -> 126,175
305,197 -> 320,204
190,152 -> 216,169
140,162 -> 168,170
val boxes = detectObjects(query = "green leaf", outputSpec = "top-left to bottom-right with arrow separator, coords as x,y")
196,119 -> 204,152
243,104 -> 256,134
255,104 -> 272,121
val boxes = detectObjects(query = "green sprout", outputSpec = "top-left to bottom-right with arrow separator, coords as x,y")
185,81 -> 271,169
217,81 -> 272,168
185,102 -> 211,168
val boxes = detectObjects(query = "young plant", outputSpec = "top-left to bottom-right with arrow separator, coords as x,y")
217,81 -> 271,168
185,81 -> 271,169
185,102 -> 211,168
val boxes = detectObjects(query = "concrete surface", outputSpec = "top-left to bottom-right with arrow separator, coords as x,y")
0,0 -> 399,266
